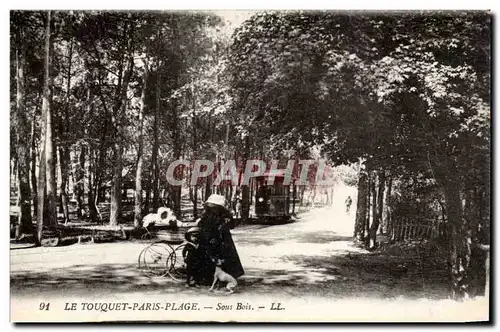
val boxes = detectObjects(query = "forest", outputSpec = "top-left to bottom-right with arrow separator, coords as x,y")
10,11 -> 490,300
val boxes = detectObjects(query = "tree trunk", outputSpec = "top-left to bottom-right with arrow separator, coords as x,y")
12,158 -> 18,197
354,171 -> 368,240
222,116 -> 231,206
370,173 -> 377,246
37,11 -> 56,244
59,146 -> 70,224
71,149 -> 80,215
377,171 -> 385,221
250,179 -> 254,206
172,184 -> 181,218
110,145 -> 123,225
193,180 -> 198,218
171,99 -> 182,218
241,135 -> 251,219
110,147 -> 122,223
382,175 -> 392,234
150,59 -> 161,212
95,127 -> 107,205
59,36 -> 73,224
466,188 -> 487,296
364,172 -> 372,247
144,182 -> 151,214
30,109 -> 38,218
191,84 -> 198,219
109,143 -> 123,225
51,134 -> 58,215
205,174 -> 212,200
428,152 -> 472,299
110,28 -> 134,226
134,60 -> 148,228
93,93 -> 110,206
37,101 -> 47,244
369,170 -> 385,248
443,178 -> 471,299
193,187 -> 198,220
300,186 -> 305,206
46,31 -> 57,227
14,24 -> 32,237
87,146 -> 98,222
76,146 -> 86,218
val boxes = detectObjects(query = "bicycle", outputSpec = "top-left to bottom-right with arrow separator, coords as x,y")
137,226 -> 187,281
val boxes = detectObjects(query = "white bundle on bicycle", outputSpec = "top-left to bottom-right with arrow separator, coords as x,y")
142,207 -> 177,228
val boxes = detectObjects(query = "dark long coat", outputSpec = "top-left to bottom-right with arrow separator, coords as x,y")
196,206 -> 244,284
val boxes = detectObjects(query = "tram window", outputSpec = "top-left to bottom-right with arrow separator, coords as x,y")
271,184 -> 285,195
257,186 -> 270,199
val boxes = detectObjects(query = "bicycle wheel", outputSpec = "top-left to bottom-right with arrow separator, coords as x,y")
138,242 -> 174,277
167,244 -> 187,282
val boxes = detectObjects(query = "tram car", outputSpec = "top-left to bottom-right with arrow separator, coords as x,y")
254,170 -> 296,223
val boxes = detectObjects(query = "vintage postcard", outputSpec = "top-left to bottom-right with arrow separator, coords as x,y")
9,9 -> 490,322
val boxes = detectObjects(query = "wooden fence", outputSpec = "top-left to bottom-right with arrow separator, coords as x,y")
391,218 -> 448,242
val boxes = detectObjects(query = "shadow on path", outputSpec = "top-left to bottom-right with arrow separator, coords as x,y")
239,250 -> 451,300
11,263 -> 190,296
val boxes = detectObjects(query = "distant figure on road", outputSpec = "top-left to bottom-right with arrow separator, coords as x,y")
345,196 -> 352,213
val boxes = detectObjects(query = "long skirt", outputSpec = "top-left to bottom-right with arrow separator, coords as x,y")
196,229 -> 244,284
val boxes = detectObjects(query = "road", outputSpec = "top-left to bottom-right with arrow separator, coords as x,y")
11,197 -> 359,296
10,188 -> 489,322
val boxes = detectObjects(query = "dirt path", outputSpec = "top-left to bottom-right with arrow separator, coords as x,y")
10,206 -> 354,296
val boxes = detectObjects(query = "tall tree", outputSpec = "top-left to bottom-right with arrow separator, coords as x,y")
13,18 -> 32,237
190,84 -> 198,218
58,35 -> 73,224
134,59 -> 149,227
30,107 -> 38,218
354,169 -> 368,240
369,170 -> 385,248
44,10 -> 57,230
37,10 -> 57,243
150,58 -> 161,212
110,23 -> 135,226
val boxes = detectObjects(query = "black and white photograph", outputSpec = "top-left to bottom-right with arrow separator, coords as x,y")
9,9 -> 491,322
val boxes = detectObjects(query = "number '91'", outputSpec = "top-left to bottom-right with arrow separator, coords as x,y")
39,302 -> 50,310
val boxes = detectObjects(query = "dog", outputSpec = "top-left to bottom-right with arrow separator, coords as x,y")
209,260 -> 237,293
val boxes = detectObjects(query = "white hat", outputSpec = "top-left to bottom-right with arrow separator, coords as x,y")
205,194 -> 226,208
